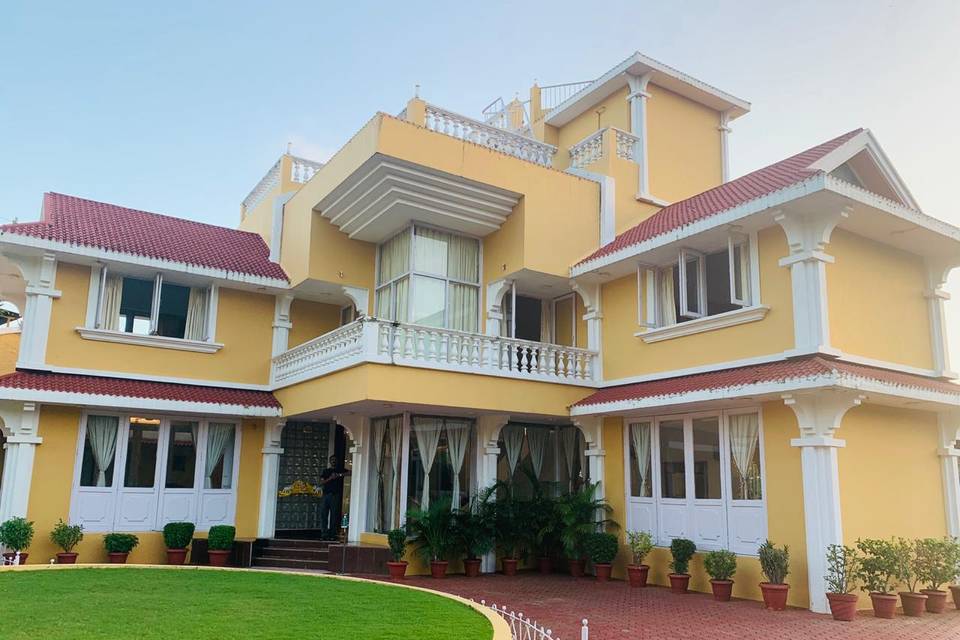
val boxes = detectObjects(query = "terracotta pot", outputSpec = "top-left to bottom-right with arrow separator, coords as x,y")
207,549 -> 231,567
594,563 -> 612,582
537,557 -> 553,575
166,548 -> 188,565
627,564 -> 649,588
386,560 -> 407,580
502,558 -> 518,576
826,593 -> 858,621
464,558 -> 481,578
950,585 -> 960,610
56,552 -> 78,565
921,589 -> 947,614
869,592 -> 898,619
568,558 -> 585,578
760,582 -> 790,611
669,573 -> 691,594
899,591 -> 927,617
108,552 -> 129,565
430,560 -> 448,579
710,579 -> 734,602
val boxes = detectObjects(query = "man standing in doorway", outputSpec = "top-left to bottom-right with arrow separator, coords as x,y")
319,455 -> 350,540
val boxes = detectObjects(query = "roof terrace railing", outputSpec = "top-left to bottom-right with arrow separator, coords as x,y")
424,103 -> 556,167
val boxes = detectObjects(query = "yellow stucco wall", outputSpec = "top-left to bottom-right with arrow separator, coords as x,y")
46,263 -> 275,385
288,299 -> 342,348
551,87 -> 630,169
0,331 -> 19,373
827,229 -> 934,370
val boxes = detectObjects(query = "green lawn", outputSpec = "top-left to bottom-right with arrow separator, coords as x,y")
0,568 -> 492,640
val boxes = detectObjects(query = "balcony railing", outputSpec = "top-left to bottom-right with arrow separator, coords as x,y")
271,318 -> 599,388
568,127 -> 639,169
424,104 -> 556,167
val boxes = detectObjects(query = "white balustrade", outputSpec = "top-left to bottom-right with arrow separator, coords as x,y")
539,80 -> 594,112
613,127 -> 640,162
270,318 -> 599,388
290,156 -> 324,184
424,104 -> 556,167
568,130 -> 604,169
242,159 -> 281,214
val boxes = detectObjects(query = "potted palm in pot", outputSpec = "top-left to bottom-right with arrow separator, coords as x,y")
584,531 -> 618,582
626,530 -> 653,587
704,549 -> 737,601
406,499 -> 455,579
103,533 -> 139,563
386,528 -> 408,579
50,519 -> 84,564
453,493 -> 495,578
526,480 -> 559,575
557,483 -> 615,578
894,536 -> 926,617
824,544 -> 859,621
916,537 -> 957,613
0,517 -> 34,564
206,525 -> 235,567
162,521 -> 195,565
758,539 -> 790,610
668,538 -> 696,594
494,491 -> 527,576
855,537 -> 899,618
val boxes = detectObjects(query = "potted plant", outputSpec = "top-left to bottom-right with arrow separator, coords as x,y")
915,537 -> 957,614
626,530 -> 653,587
0,517 -> 34,564
557,483 -> 616,578
704,549 -> 737,602
949,538 -> 960,611
668,538 -> 696,594
494,491 -> 527,576
386,528 -> 408,579
824,544 -> 859,621
453,493 -> 495,578
894,537 -> 926,617
758,539 -> 790,610
525,478 -> 559,575
162,521 -> 196,565
103,533 -> 139,563
406,499 -> 455,578
855,538 -> 899,618
49,519 -> 84,564
584,531 -> 618,582
206,525 -> 235,567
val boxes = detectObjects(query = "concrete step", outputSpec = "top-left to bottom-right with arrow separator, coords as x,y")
258,546 -> 329,560
252,556 -> 330,571
261,538 -> 334,550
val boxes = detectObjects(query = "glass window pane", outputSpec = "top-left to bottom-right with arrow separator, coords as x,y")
413,227 -> 449,276
448,284 -> 478,332
447,234 -> 479,283
683,254 -> 701,316
692,417 -> 722,499
375,286 -> 393,320
157,281 -> 190,339
729,413 -> 762,500
79,415 -> 119,487
165,421 -> 197,489
629,422 -> 652,498
378,231 -> 411,284
659,420 -> 685,499
123,418 -> 160,488
732,244 -> 744,300
410,276 -> 445,327
119,277 -> 154,334
205,423 -> 236,489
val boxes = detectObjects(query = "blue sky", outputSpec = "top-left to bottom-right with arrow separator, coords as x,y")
2,0 -> 959,363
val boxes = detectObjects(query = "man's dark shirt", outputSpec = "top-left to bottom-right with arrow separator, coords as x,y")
320,466 -> 346,496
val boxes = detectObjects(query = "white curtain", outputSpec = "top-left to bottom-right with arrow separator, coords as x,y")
414,227 -> 449,275
526,427 -> 548,480
501,424 -> 525,477
446,421 -> 471,510
560,427 -> 578,491
729,413 -> 760,499
205,423 -> 234,489
387,417 -> 402,529
379,231 -> 411,283
184,287 -> 209,341
412,418 -> 443,509
100,275 -> 123,331
659,268 -> 677,326
449,284 -> 478,333
87,415 -> 119,487
370,419 -> 387,530
447,233 -> 479,283
394,277 -> 410,322
540,299 -> 551,344
629,422 -> 652,497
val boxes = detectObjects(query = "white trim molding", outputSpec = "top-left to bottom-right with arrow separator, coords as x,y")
257,418 -> 286,538
627,72 -> 653,201
924,260 -> 957,378
0,401 -> 42,522
565,168 -> 616,245
636,305 -> 769,343
272,294 -> 294,358
718,111 -> 732,183
16,252 -> 59,369
75,327 -> 224,353
938,411 -> 960,538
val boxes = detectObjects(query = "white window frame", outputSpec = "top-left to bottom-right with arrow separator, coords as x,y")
69,411 -> 242,533
622,408 -> 767,556
677,248 -> 706,319
551,293 -> 578,347
728,234 -> 750,307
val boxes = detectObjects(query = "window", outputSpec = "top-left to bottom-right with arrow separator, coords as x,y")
628,422 -> 652,498
728,413 -> 762,501
496,424 -> 587,498
406,416 -> 474,511
123,417 -> 160,488
79,415 -> 120,487
375,225 -> 480,332
164,421 -> 197,489
658,420 -> 685,499
339,305 -> 357,327
367,415 -> 402,533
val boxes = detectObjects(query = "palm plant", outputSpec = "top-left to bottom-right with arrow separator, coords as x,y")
555,482 -> 617,560
453,489 -> 496,560
405,498 -> 455,562
522,469 -> 561,559
493,488 -> 528,560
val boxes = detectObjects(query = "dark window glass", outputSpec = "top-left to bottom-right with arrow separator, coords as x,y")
692,417 -> 722,499
119,277 -> 154,334
659,420 -> 686,499
165,421 -> 197,489
123,418 -> 160,488
157,281 -> 190,339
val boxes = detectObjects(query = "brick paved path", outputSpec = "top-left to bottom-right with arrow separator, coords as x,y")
364,573 -> 960,640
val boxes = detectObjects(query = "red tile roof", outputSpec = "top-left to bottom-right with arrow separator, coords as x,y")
0,370 -> 280,409
576,129 -> 863,267
573,356 -> 960,408
0,193 -> 288,281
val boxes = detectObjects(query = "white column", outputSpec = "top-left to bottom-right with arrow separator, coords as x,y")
17,253 -> 59,369
574,416 -> 605,500
774,207 -> 851,356
0,402 -> 42,523
570,281 -> 603,382
256,419 -> 285,539
937,412 -> 960,538
335,414 -> 367,543
484,280 -> 512,336
476,414 -> 509,573
782,391 -> 864,613
924,261 -> 957,378
626,72 -> 653,200
271,295 -> 294,358
718,111 -> 732,183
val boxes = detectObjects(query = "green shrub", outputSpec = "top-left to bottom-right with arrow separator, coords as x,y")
405,499 -> 456,562
0,517 -> 34,551
758,539 -> 789,584
704,549 -> 737,581
584,532 -> 619,565
626,530 -> 653,566
824,544 -> 859,594
893,537 -> 921,593
103,533 -> 139,554
915,537 -> 959,591
669,538 -> 696,575
162,522 -> 196,550
556,483 -> 617,560
387,528 -> 407,561
855,538 -> 898,594
207,525 -> 236,551
49,519 -> 84,553
453,492 -> 496,560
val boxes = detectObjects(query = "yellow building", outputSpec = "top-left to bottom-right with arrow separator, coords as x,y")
0,51 -> 958,614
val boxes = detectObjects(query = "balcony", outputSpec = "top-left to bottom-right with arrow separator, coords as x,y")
271,318 -> 599,388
